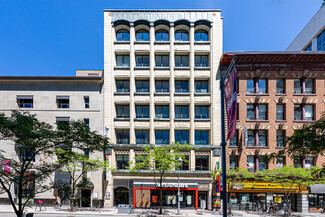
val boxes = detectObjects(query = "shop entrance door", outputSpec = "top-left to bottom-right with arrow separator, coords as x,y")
114,187 -> 129,206
81,189 -> 91,207
198,191 -> 207,209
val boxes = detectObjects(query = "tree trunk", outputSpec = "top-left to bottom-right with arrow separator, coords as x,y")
159,187 -> 163,214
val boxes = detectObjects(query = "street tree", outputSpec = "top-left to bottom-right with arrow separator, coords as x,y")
0,111 -> 108,217
128,143 -> 191,215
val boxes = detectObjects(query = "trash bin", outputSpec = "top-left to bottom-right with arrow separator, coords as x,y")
118,204 -> 134,214
25,213 -> 34,217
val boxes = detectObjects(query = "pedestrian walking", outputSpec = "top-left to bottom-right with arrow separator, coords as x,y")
54,196 -> 62,208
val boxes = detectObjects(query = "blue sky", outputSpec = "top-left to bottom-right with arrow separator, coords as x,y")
0,0 -> 323,76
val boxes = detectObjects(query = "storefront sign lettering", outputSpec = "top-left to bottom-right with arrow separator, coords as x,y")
161,183 -> 189,188
230,182 -> 306,191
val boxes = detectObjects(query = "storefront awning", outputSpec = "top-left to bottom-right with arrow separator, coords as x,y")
310,184 -> 325,194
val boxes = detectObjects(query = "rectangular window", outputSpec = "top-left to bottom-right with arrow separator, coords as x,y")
294,78 -> 314,94
20,149 -> 35,162
247,79 -> 255,94
116,129 -> 129,144
247,130 -> 267,147
135,105 -> 149,119
175,130 -> 189,144
247,156 -> 255,173
155,80 -> 169,93
258,156 -> 267,171
155,55 -> 169,67
136,80 -> 149,93
116,55 -> 130,67
294,104 -> 302,120
276,104 -> 285,120
116,105 -> 130,118
116,154 -> 129,169
247,104 -> 267,120
305,104 -> 314,120
294,157 -> 302,168
276,130 -> 285,148
246,78 -> 267,94
195,80 -> 209,93
258,104 -> 267,120
258,79 -> 267,94
246,104 -> 255,120
195,155 -> 209,171
294,104 -> 314,121
17,96 -> 33,108
155,130 -> 169,144
175,80 -> 189,93
276,79 -> 285,94
84,96 -> 89,109
175,105 -> 189,119
195,131 -> 209,145
135,155 -> 148,170
258,130 -> 267,147
195,106 -> 209,119
305,156 -> 314,168
247,130 -> 255,147
116,80 -> 130,93
175,55 -> 189,67
56,117 -> 70,130
229,156 -> 238,169
84,118 -> 89,128
305,79 -> 314,94
155,105 -> 169,119
136,130 -> 149,144
276,157 -> 284,168
181,155 -> 189,170
135,55 -> 150,67
229,130 -> 238,147
195,55 -> 209,67
294,79 -> 301,94
56,96 -> 69,108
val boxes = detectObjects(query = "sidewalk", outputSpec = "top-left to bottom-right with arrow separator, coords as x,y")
0,205 -> 323,216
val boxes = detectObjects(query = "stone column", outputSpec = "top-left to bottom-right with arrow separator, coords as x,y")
170,23 -> 175,143
149,23 -> 155,144
189,23 -> 195,146
129,23 -> 135,144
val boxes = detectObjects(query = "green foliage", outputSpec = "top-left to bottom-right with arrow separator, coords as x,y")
322,0 -> 325,8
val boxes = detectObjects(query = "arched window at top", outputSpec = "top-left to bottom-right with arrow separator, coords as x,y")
175,30 -> 189,41
116,30 -> 130,41
136,30 -> 149,41
155,30 -> 169,41
195,30 -> 208,41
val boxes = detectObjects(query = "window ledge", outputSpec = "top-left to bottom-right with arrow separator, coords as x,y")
174,93 -> 190,96
174,41 -> 190,45
154,92 -> 170,96
134,92 -> 150,96
155,67 -> 170,70
276,147 -> 285,149
229,146 -> 239,148
174,118 -> 190,121
246,93 -> 269,96
154,118 -> 170,121
195,118 -> 211,121
134,66 -> 150,70
275,94 -> 287,96
134,118 -> 150,121
293,120 -> 315,123
134,41 -> 150,44
293,94 -> 316,96
114,92 -> 130,96
194,67 -> 210,70
275,120 -> 287,123
114,66 -> 130,70
194,41 -> 210,45
114,41 -> 130,44
246,120 -> 270,122
245,146 -> 269,149
114,118 -> 130,121
174,67 -> 190,70
194,93 -> 210,96
154,41 -> 170,44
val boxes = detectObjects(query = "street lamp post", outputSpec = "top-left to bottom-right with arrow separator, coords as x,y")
177,156 -> 183,215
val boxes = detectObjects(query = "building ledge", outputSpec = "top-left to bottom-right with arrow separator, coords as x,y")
154,41 -> 170,45
174,41 -> 190,45
114,118 -> 130,121
246,93 -> 269,96
194,67 -> 210,70
114,66 -> 130,70
134,66 -> 150,70
134,41 -> 150,45
154,92 -> 170,96
114,92 -> 130,96
154,118 -> 170,121
174,118 -> 190,121
194,93 -> 210,96
195,118 -> 211,122
293,94 -> 317,96
174,67 -> 190,70
194,41 -> 210,45
155,66 -> 170,70
293,120 -> 315,123
246,120 -> 270,122
134,92 -> 150,96
174,92 -> 190,96
245,146 -> 269,149
114,41 -> 130,44
134,118 -> 150,121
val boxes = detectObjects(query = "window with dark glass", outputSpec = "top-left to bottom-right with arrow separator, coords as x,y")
56,117 -> 69,130
195,106 -> 209,119
276,130 -> 285,148
84,96 -> 89,109
84,118 -> 89,128
304,43 -> 312,51
276,79 -> 285,94
116,105 -> 130,118
175,80 -> 189,93
276,157 -> 284,168
181,155 -> 189,170
116,129 -> 129,144
194,30 -> 208,41
195,131 -> 209,145
155,30 -> 169,41
258,104 -> 267,120
175,130 -> 189,144
136,105 -> 149,119
155,55 -> 169,67
305,156 -> 314,168
136,130 -> 149,144
247,130 -> 267,147
229,130 -> 238,147
57,96 -> 69,108
175,30 -> 189,41
175,55 -> 189,67
20,149 -> 35,162
246,78 -> 267,94
116,154 -> 129,169
155,105 -> 169,119
155,80 -> 169,93
175,105 -> 189,119
294,157 -> 302,168
195,155 -> 209,171
195,80 -> 209,93
116,30 -> 130,41
116,55 -> 130,67
116,80 -> 130,93
276,104 -> 285,120
135,155 -> 148,170
136,55 -> 149,67
195,55 -> 209,67
246,104 -> 267,120
17,96 -> 33,108
136,30 -> 149,41
294,104 -> 314,121
317,29 -> 325,51
247,104 -> 255,120
258,131 -> 267,147
136,80 -> 149,93
294,78 -> 314,94
247,130 -> 255,147
155,130 -> 169,144
229,155 -> 238,169
258,156 -> 267,171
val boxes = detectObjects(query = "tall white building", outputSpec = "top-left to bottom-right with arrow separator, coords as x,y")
103,10 -> 223,209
